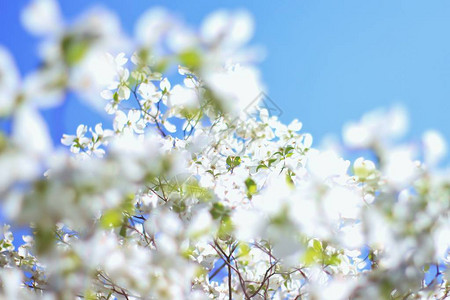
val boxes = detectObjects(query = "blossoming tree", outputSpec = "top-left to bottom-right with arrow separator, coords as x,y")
0,0 -> 448,299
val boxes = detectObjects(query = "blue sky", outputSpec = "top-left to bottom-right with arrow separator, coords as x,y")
1,0 -> 450,152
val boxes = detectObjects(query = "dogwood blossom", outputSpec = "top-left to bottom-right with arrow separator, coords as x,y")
0,1 -> 448,299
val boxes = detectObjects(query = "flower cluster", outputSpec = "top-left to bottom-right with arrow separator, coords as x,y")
0,0 -> 448,299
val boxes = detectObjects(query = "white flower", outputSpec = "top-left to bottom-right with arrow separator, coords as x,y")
342,121 -> 372,148
21,0 -> 62,36
232,208 -> 265,241
166,26 -> 197,52
61,124 -> 90,153
101,89 -> 118,114
422,130 -> 447,167
13,107 -> 52,157
306,149 -> 350,181
288,119 -> 303,132
187,210 -> 213,239
135,8 -> 172,46
107,52 -> 128,69
90,123 -> 113,143
23,65 -> 66,108
114,110 -> 145,134
68,16 -> 129,109
433,225 -> 450,260
159,77 -> 172,105
168,84 -> 199,108
111,68 -> 131,101
322,185 -> 361,222
0,47 -> 20,116
206,64 -> 263,117
160,78 -> 171,93
383,147 -> 419,189
138,82 -> 161,104
178,65 -> 192,76
201,10 -> 254,50
0,269 -> 23,299
353,157 -> 376,180
301,133 -> 313,149
313,277 -> 357,300
343,106 -> 408,148
339,223 -> 364,249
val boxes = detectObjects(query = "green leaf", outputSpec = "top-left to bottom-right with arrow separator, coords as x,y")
284,145 -> 294,155
119,224 -> 127,238
256,164 -> 268,172
210,202 -> 229,219
303,247 -> 319,265
0,132 -> 7,152
218,216 -> 233,240
226,156 -> 241,171
0,240 -> 12,251
136,48 -> 150,65
268,158 -> 277,167
35,227 -> 54,254
368,251 -> 374,261
172,200 -> 187,213
61,35 -> 90,66
181,246 -> 195,259
245,177 -> 257,199
121,194 -> 135,215
84,289 -> 97,300
179,49 -> 202,69
226,156 -> 232,167
247,284 -> 257,294
101,209 -> 123,228
238,242 -> 251,257
313,239 -> 322,252
286,172 -> 294,188
325,254 -> 341,266
113,92 -> 119,103
206,170 -> 216,177
154,57 -> 170,73
185,182 -> 213,201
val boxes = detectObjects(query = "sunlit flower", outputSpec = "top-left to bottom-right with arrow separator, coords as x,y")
0,47 -> 20,116
21,0 -> 63,36
422,130 -> 447,167
114,110 -> 145,134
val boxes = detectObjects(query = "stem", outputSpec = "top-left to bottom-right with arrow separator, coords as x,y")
209,261 -> 227,281
228,261 -> 232,300
131,86 -> 167,137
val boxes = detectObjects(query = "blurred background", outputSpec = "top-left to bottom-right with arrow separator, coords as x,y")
1,0 -> 449,155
